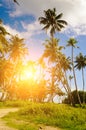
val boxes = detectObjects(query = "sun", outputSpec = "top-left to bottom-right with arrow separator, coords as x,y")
20,65 -> 37,81
23,68 -> 35,80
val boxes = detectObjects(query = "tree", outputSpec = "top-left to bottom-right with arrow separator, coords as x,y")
0,19 -> 10,58
39,8 -> 67,37
0,19 -> 10,35
75,53 -> 86,104
63,90 -> 86,104
0,58 -> 13,100
67,38 -> 82,106
7,35 -> 29,96
59,55 -> 74,104
42,38 -> 66,102
9,35 -> 28,63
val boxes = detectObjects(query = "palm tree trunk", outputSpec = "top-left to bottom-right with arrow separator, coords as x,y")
72,46 -> 82,106
82,68 -> 85,104
64,71 -> 75,105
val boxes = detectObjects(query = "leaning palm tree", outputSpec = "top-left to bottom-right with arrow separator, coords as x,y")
0,58 -> 13,100
0,19 -> 10,58
59,55 -> 74,104
39,8 -> 67,38
9,35 -> 28,63
67,38 -> 82,106
75,53 -> 86,104
42,38 -> 66,102
8,35 -> 29,85
0,19 -> 10,35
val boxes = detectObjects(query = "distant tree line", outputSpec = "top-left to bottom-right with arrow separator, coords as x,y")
63,90 -> 86,104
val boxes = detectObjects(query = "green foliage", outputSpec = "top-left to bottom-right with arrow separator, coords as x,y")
2,102 -> 86,130
63,90 -> 86,104
0,100 -> 29,108
39,8 -> 67,37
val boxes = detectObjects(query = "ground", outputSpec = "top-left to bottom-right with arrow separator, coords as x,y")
0,108 -> 61,130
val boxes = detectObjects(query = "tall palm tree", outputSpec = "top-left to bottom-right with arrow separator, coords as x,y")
0,19 -> 10,58
0,19 -> 10,35
0,58 -> 13,100
67,38 -> 82,106
75,53 -> 86,104
59,55 -> 74,104
42,38 -> 66,102
42,38 -> 64,63
8,35 -> 29,86
69,75 -> 73,89
39,8 -> 67,37
9,35 -> 28,63
0,34 -> 9,58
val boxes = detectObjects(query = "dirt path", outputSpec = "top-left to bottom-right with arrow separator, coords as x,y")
0,108 -> 18,130
0,108 -> 62,130
39,125 -> 61,130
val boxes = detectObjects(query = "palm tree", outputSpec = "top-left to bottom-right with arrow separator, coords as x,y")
0,19 -> 10,58
75,53 -> 86,104
9,35 -> 28,63
42,38 -> 64,63
8,35 -> 29,87
0,34 -> 9,58
42,38 -> 66,102
0,58 -> 13,100
0,19 -> 10,35
39,8 -> 67,37
67,38 -> 82,106
69,75 -> 73,89
59,55 -> 74,104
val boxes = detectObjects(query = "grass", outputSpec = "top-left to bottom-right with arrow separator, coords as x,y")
0,100 -> 29,108
1,101 -> 86,130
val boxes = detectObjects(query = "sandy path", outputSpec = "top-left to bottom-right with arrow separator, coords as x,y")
0,108 -> 18,130
0,108 -> 62,130
39,125 -> 61,130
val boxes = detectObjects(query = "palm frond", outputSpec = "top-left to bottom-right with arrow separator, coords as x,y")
57,20 -> 68,25
56,13 -> 63,19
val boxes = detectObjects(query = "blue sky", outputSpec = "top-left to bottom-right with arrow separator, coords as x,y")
0,0 -> 86,91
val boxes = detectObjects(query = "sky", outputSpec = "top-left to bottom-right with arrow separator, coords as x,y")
0,0 -> 86,90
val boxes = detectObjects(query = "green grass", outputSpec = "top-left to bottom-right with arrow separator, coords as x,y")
0,100 -> 30,108
2,101 -> 86,130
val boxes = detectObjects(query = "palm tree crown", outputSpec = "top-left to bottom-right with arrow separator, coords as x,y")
39,8 -> 67,37
75,53 -> 86,70
9,35 -> 28,62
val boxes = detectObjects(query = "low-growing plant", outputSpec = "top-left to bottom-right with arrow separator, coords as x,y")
2,102 -> 86,130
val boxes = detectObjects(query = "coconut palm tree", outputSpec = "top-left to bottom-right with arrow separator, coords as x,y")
59,55 -> 74,104
75,53 -> 86,104
0,19 -> 10,35
42,38 -> 64,63
8,35 -> 29,86
9,35 -> 28,63
0,58 -> 13,100
39,8 -> 67,38
42,38 -> 66,102
0,19 -> 10,58
69,75 -> 73,89
67,38 -> 82,106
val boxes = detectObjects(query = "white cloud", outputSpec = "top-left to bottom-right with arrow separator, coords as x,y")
21,21 -> 42,35
9,0 -> 86,35
4,20 -> 42,39
3,24 -> 21,37
3,23 -> 44,60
